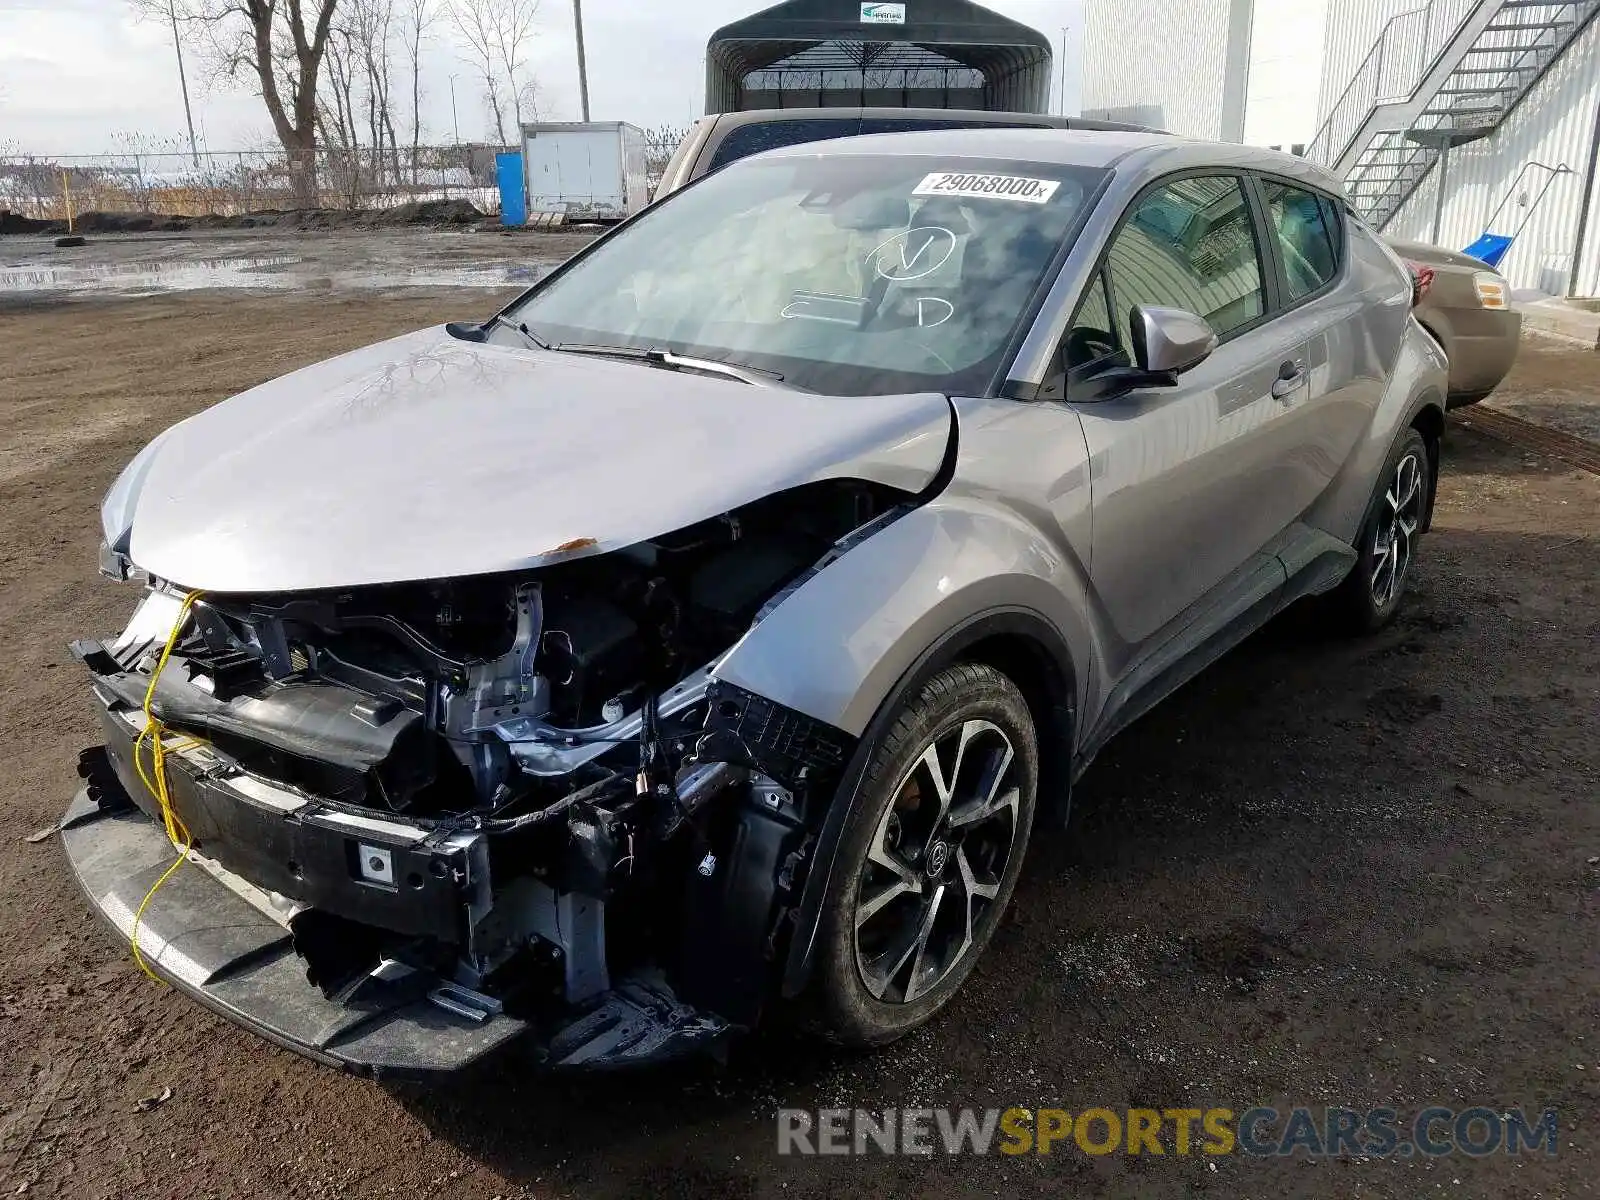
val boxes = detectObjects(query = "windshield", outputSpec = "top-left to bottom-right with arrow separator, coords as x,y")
507,153 -> 1106,396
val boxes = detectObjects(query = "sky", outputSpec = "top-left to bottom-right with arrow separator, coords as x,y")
0,0 -> 1087,157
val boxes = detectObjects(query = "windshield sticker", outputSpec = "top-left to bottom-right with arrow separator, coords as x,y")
913,172 -> 1061,204
869,226 -> 958,281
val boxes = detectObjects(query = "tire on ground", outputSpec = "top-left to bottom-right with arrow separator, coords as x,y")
809,661 -> 1038,1047
1325,426 -> 1431,634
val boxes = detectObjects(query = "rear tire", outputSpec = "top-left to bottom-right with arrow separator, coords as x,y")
1326,427 -> 1430,633
810,662 -> 1038,1047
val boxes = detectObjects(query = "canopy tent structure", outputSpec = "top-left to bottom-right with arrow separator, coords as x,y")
705,0 -> 1054,114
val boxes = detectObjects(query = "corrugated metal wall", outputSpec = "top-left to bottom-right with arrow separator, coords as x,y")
1317,0 -> 1410,124
1245,0 -> 1331,147
1311,0 -> 1478,165
1082,0 -> 1253,139
1384,17 -> 1600,295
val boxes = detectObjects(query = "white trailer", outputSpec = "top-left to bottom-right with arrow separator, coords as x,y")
521,122 -> 650,222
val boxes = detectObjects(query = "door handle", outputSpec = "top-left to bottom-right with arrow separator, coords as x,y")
1271,361 -> 1307,401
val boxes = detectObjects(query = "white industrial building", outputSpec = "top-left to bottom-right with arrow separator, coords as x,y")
1313,0 -> 1600,297
1081,0 -> 1600,297
1080,0 -> 1255,139
1081,0 -> 1330,147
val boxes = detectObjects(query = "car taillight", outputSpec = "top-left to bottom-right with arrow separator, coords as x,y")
1404,260 -> 1435,307
1473,271 -> 1509,310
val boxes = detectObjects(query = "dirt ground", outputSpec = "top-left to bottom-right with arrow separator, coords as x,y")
1,294 -> 1597,1199
1481,329 -> 1600,444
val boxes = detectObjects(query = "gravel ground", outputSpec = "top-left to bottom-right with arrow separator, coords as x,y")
0,293 -> 1596,1199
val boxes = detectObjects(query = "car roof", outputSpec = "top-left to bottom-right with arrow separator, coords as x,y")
758,127 -> 1348,199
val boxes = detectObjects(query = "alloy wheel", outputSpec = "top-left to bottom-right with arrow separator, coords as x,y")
852,719 -> 1021,1004
1371,451 -> 1424,609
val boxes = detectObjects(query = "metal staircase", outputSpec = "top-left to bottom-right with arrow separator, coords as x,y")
1307,0 -> 1600,231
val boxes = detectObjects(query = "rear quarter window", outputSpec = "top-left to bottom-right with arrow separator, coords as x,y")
1261,179 -> 1344,300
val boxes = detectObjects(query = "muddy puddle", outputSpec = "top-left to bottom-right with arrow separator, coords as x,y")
0,253 -> 547,296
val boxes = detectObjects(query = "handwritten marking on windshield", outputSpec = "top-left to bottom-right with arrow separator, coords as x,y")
916,296 -> 955,327
869,227 -> 957,282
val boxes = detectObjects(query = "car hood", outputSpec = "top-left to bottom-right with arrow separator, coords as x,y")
124,326 -> 953,593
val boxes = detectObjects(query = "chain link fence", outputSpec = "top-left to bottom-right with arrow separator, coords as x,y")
0,146 -> 512,221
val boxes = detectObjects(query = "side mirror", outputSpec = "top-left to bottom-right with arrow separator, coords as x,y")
1131,305 -> 1218,375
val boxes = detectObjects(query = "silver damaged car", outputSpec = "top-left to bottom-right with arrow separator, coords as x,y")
64,130 -> 1448,1075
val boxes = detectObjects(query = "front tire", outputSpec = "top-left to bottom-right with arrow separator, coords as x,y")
810,662 -> 1038,1047
1327,427 -> 1430,633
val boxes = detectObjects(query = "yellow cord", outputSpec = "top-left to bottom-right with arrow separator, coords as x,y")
129,589 -> 204,980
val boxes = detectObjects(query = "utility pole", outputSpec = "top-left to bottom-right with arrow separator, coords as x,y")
1058,26 -> 1068,116
168,2 -> 200,167
449,74 -> 461,146
573,0 -> 592,122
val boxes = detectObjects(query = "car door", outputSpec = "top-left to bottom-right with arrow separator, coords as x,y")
1253,177 -> 1383,594
1063,172 -> 1319,719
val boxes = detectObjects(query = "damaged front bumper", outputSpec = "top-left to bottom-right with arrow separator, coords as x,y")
62,786 -> 533,1077
62,699 -> 732,1077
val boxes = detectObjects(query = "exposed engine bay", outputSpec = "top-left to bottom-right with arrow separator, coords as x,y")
73,478 -> 904,1067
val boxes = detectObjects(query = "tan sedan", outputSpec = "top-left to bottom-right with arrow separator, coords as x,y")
1388,239 -> 1521,409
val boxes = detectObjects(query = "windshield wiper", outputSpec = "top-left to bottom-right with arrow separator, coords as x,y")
485,313 -> 552,351
553,344 -> 786,387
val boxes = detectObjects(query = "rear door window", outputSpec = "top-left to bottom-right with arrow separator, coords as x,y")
706,119 -> 862,170
1260,180 -> 1343,300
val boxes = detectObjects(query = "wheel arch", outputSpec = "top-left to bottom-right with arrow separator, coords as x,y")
1410,396 -> 1446,531
778,606 -> 1078,999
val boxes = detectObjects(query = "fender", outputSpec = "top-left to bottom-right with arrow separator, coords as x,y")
709,445 -> 1101,1003
1305,315 -> 1449,544
712,494 -> 1100,737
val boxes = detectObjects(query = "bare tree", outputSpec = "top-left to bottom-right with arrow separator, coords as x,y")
345,0 -> 399,179
318,23 -> 359,150
141,0 -> 340,204
313,22 -> 366,205
449,0 -> 538,145
398,0 -> 438,176
641,124 -> 688,184
493,0 -> 539,134
451,0 -> 506,143
516,76 -> 543,127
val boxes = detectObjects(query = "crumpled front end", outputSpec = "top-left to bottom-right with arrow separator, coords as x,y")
63,479 -> 909,1076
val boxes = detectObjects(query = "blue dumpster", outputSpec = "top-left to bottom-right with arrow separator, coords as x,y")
496,152 -> 526,227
